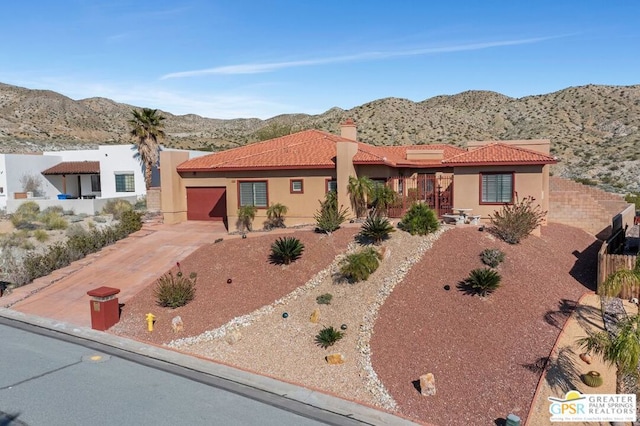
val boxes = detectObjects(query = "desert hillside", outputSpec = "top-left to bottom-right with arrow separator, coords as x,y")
0,82 -> 638,192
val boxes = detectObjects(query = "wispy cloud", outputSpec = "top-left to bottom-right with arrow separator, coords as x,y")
161,36 -> 559,79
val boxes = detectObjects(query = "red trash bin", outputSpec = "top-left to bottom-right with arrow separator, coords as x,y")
87,286 -> 121,331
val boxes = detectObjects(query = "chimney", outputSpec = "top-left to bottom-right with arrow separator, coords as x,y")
340,118 -> 357,141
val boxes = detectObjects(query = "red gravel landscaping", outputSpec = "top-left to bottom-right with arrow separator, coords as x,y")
370,223 -> 600,425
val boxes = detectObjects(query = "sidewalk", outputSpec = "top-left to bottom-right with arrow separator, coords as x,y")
2,221 -> 228,327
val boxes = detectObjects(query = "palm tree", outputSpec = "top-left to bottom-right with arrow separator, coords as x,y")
347,176 -> 373,218
577,314 -> 640,394
599,268 -> 640,298
128,108 -> 166,189
369,184 -> 398,217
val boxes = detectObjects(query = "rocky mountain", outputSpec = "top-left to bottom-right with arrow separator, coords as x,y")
0,82 -> 638,192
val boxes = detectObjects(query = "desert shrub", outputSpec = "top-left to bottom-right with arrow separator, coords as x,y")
480,249 -> 505,268
314,191 -> 348,234
33,229 -> 49,242
102,199 -> 133,220
237,205 -> 257,232
134,196 -> 147,210
19,173 -> 44,196
314,326 -> 344,349
625,192 -> 640,210
489,196 -> 546,244
11,201 -> 40,229
43,205 -> 64,215
23,243 -> 74,282
269,237 -> 305,265
266,203 -> 288,228
461,268 -> 502,296
38,210 -> 68,230
62,209 -> 75,216
398,202 -> 439,235
116,211 -> 143,235
155,265 -> 197,308
340,247 -> 382,283
93,216 -> 107,223
0,231 -> 30,249
316,293 -> 333,305
358,216 -> 395,245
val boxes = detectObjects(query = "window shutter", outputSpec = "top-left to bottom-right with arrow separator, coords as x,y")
254,182 -> 267,206
239,183 -> 254,206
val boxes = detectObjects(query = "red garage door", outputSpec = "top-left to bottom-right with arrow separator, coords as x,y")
186,187 -> 227,221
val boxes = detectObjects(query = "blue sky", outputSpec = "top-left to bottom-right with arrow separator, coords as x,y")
1,1 -> 638,119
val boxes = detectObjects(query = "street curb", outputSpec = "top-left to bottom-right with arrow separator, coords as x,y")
0,307 -> 419,426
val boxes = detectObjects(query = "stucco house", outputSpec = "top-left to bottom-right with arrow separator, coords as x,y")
0,144 -> 205,214
160,120 -> 556,232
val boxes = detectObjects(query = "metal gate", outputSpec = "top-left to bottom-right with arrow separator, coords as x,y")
387,174 -> 453,218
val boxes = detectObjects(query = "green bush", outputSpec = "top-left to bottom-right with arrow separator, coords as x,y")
489,196 -> 546,244
625,192 -> 640,210
11,201 -> 40,229
358,216 -> 395,245
33,229 -> 49,242
369,184 -> 398,217
340,247 -> 382,283
398,202 -> 439,235
237,205 -> 257,232
266,203 -> 288,228
102,199 -> 133,220
314,326 -> 344,349
461,268 -> 502,296
38,210 -> 68,230
316,293 -> 333,305
117,211 -> 143,235
314,191 -> 348,234
154,267 -> 197,308
480,249 -> 505,268
269,237 -> 305,265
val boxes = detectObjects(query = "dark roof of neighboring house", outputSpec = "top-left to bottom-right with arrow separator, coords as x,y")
176,129 -> 555,172
42,161 -> 100,175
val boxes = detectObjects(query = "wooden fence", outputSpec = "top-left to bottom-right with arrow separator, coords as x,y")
597,241 -> 639,299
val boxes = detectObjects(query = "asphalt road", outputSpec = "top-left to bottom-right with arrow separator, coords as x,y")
0,320 -> 366,426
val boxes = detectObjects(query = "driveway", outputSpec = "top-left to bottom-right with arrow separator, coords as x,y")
2,221 -> 228,327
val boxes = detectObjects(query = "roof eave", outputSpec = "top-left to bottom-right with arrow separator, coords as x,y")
443,160 -> 557,167
177,164 -> 336,173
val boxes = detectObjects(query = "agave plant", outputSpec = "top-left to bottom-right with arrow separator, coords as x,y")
358,216 -> 395,245
462,268 -> 502,296
269,236 -> 305,265
314,326 -> 344,349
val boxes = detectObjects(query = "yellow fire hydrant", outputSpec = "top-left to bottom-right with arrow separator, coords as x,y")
145,313 -> 156,332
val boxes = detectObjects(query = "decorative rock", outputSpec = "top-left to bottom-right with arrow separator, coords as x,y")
420,373 -> 436,396
227,278 -> 232,284
282,312 -> 289,318
579,352 -> 592,365
242,233 -> 247,239
325,353 -> 345,365
340,324 -> 348,330
310,308 -> 320,323
583,371 -> 603,388
171,316 -> 184,333
443,285 -> 450,291
225,330 -> 242,345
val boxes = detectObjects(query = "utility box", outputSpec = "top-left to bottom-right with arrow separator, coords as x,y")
87,286 -> 121,331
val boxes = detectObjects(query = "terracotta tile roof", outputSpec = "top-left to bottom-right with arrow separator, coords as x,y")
177,130 -> 344,171
42,161 -> 100,175
442,143 -> 557,166
177,129 -> 554,172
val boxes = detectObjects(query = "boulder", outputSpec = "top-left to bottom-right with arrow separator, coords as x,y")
420,373 -> 436,396
325,353 -> 345,365
310,308 -> 320,323
171,316 -> 184,333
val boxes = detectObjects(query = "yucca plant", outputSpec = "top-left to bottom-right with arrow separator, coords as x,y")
358,216 -> 395,245
314,191 -> 349,234
314,326 -> 344,349
155,265 -> 197,308
462,268 -> 502,296
340,247 -> 382,283
269,236 -> 305,265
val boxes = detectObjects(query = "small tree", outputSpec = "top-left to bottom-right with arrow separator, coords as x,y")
489,196 -> 546,244
237,205 -> 257,232
266,203 -> 288,228
20,173 -> 43,196
347,176 -> 373,218
369,184 -> 397,217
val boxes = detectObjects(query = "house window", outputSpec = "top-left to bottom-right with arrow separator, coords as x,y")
115,173 -> 135,192
481,173 -> 513,204
239,181 -> 268,207
326,179 -> 337,193
91,175 -> 101,192
290,179 -> 304,194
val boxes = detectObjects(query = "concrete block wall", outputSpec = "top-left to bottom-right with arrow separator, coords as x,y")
146,187 -> 161,212
549,177 -> 631,238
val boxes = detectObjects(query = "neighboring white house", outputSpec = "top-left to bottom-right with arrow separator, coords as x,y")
0,145 -> 206,214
